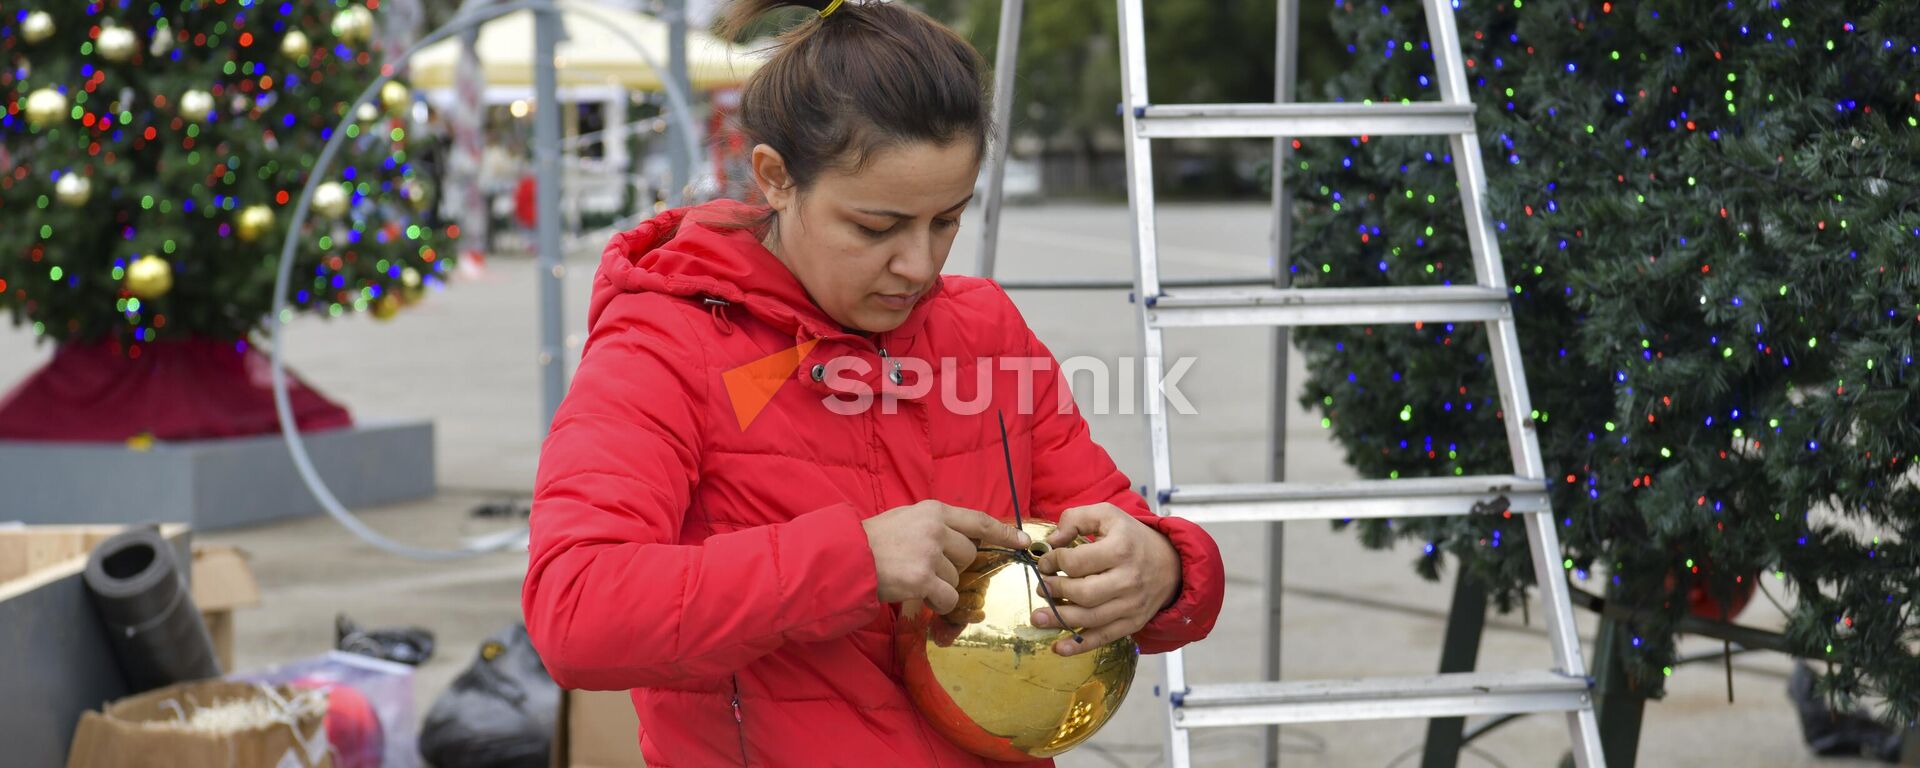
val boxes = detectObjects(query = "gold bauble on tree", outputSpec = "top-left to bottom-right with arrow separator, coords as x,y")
124,256 -> 173,299
331,6 -> 374,45
399,267 -> 425,304
311,183 -> 350,219
280,30 -> 312,59
179,89 -> 214,122
22,11 -> 55,44
149,25 -> 173,57
379,81 -> 411,114
402,179 -> 431,212
25,88 -> 69,128
370,293 -> 402,320
895,521 -> 1138,761
97,26 -> 139,63
234,204 -> 275,242
54,174 -> 91,207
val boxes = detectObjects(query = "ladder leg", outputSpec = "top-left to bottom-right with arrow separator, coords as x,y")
976,0 -> 1024,280
1263,0 -> 1299,765
1114,0 -> 1191,764
1420,570 -> 1489,768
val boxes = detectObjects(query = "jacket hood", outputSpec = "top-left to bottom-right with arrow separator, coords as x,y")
589,199 -> 944,346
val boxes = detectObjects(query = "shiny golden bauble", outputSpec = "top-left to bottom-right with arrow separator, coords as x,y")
280,29 -> 312,59
379,80 -> 411,114
234,204 -> 275,243
97,26 -> 138,62
311,182 -> 349,218
896,521 -> 1137,761
124,255 -> 173,299
54,173 -> 91,207
179,89 -> 214,122
399,267 -> 425,304
370,293 -> 401,320
24,87 -> 69,128
402,179 -> 430,212
22,11 -> 55,44
149,26 -> 173,57
330,6 -> 374,45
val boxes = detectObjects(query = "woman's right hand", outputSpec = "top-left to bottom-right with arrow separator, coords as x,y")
863,500 -> 1029,614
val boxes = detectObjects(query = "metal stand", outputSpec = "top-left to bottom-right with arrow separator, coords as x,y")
1419,573 -> 1490,768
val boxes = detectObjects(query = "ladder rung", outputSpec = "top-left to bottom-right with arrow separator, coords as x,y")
1146,285 -> 1509,328
1136,102 -> 1475,139
1172,670 -> 1592,729
1164,475 -> 1548,524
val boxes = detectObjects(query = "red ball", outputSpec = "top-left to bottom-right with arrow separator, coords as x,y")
292,677 -> 384,768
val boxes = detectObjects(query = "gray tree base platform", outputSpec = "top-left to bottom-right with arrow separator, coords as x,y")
0,420 -> 435,530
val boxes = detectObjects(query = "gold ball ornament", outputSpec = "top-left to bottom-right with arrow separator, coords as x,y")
149,26 -> 173,57
402,179 -> 431,212
22,11 -> 55,44
399,267 -> 425,304
379,80 -> 411,114
280,30 -> 312,59
179,89 -> 214,122
25,88 -> 69,128
331,6 -> 374,45
54,174 -> 91,207
124,256 -> 173,299
896,521 -> 1137,761
311,183 -> 350,219
371,293 -> 401,321
97,26 -> 139,63
234,204 -> 275,243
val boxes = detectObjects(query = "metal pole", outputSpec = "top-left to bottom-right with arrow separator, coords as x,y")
977,0 -> 1024,279
533,4 -> 568,430
1263,0 -> 1299,765
665,0 -> 691,207
1419,572 -> 1489,768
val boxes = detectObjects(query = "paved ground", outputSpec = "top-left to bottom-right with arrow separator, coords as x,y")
0,203 -> 1882,767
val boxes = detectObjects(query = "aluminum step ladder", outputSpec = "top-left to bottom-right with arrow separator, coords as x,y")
1108,0 -> 1606,765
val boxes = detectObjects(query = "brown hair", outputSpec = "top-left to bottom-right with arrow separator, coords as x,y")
719,0 -> 990,193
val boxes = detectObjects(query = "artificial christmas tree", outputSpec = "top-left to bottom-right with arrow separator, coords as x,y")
0,1 -> 447,441
1290,0 -> 1920,721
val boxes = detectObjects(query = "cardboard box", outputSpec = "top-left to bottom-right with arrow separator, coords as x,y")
0,523 -> 195,767
65,679 -> 332,768
552,689 -> 646,768
190,544 -> 261,672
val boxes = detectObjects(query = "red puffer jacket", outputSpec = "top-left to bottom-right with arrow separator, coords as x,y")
523,200 -> 1225,767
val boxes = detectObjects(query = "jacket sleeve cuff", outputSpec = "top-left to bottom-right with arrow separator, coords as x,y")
773,502 -> 883,642
1132,515 -> 1224,653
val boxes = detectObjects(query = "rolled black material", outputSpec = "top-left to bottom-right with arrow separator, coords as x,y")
83,526 -> 221,692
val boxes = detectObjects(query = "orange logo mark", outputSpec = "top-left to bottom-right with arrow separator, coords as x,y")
720,338 -> 818,430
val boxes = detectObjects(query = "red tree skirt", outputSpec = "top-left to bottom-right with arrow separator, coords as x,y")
0,337 -> 352,442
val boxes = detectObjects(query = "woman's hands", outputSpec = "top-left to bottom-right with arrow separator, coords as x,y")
864,500 -> 1029,615
1031,503 -> 1181,656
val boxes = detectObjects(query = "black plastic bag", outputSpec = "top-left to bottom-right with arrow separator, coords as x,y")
1788,661 -> 1904,762
337,612 -> 436,666
418,623 -> 560,768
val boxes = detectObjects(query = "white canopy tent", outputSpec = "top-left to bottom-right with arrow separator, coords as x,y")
409,0 -> 763,94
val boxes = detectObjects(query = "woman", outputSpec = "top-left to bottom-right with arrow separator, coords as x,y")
521,1 -> 1226,765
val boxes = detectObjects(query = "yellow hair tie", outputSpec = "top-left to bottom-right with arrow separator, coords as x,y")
819,0 -> 846,18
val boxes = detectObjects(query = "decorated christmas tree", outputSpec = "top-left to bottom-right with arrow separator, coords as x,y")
0,2 -> 445,440
1290,0 -> 1920,717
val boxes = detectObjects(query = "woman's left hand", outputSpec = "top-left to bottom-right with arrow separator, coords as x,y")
1030,503 -> 1182,656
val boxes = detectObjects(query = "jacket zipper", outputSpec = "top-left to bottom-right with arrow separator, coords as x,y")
731,675 -> 750,766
